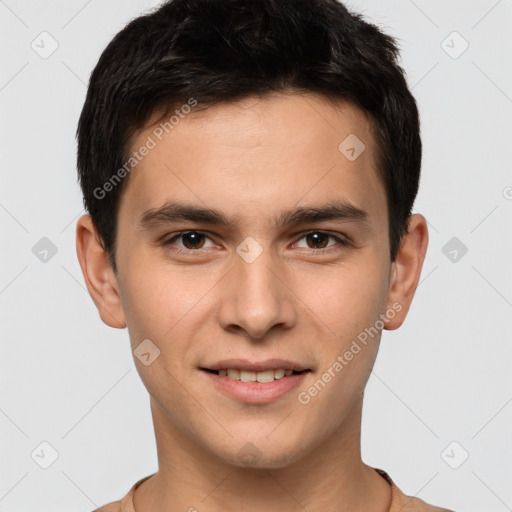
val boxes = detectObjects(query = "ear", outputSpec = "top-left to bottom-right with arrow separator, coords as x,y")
384,214 -> 429,331
75,214 -> 126,328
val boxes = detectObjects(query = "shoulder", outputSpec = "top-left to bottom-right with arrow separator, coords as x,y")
91,473 -> 156,512
391,490 -> 455,512
93,501 -> 122,512
374,468 -> 455,512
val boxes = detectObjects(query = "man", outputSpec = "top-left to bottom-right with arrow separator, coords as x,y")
75,0 -> 454,510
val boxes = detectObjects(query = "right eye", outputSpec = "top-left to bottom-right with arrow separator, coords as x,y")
162,231 -> 218,252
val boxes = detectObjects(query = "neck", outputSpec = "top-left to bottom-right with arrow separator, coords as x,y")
133,395 -> 391,512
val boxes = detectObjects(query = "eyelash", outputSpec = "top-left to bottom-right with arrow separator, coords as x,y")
161,230 -> 351,254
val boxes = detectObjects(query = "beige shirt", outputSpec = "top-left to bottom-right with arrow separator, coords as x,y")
94,468 -> 454,511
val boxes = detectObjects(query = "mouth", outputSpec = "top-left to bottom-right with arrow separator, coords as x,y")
198,358 -> 313,403
200,367 -> 311,383
200,365 -> 311,404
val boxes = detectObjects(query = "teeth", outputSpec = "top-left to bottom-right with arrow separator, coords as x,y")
256,370 -> 274,383
240,370 -> 257,382
216,368 -> 301,382
274,369 -> 285,379
227,369 -> 240,379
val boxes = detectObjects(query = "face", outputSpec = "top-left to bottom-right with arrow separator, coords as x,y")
79,92 -> 424,469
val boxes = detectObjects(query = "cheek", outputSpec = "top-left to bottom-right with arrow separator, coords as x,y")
116,256 -> 219,381
294,334 -> 379,447
117,248 -> 195,336
119,278 -> 168,341
292,258 -> 388,336
294,268 -> 386,426
117,266 -> 196,405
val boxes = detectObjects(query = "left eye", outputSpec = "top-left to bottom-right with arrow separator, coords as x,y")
294,231 -> 348,250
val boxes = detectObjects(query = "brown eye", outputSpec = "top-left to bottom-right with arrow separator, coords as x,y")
179,231 -> 205,249
294,231 -> 350,252
305,232 -> 330,249
163,231 -> 215,251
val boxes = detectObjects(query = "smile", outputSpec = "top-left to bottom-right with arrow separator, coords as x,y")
200,368 -> 311,404
203,368 -> 309,383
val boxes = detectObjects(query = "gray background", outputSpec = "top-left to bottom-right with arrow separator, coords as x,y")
1,1 -> 511,510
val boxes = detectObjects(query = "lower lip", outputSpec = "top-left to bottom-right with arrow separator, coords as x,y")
201,370 -> 309,404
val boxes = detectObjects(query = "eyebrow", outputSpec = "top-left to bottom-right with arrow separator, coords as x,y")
139,199 -> 369,231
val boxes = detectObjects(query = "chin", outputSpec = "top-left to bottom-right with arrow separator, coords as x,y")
212,436 -> 307,470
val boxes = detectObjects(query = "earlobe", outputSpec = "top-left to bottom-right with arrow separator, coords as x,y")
384,214 -> 429,331
75,214 -> 127,329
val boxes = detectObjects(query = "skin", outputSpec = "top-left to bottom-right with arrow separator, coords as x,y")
76,91 -> 428,512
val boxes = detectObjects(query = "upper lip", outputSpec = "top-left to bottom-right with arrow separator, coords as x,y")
202,358 -> 311,372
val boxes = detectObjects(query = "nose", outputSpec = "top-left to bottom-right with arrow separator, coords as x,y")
217,244 -> 297,340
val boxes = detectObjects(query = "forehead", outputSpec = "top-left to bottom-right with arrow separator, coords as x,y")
118,92 -> 386,231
